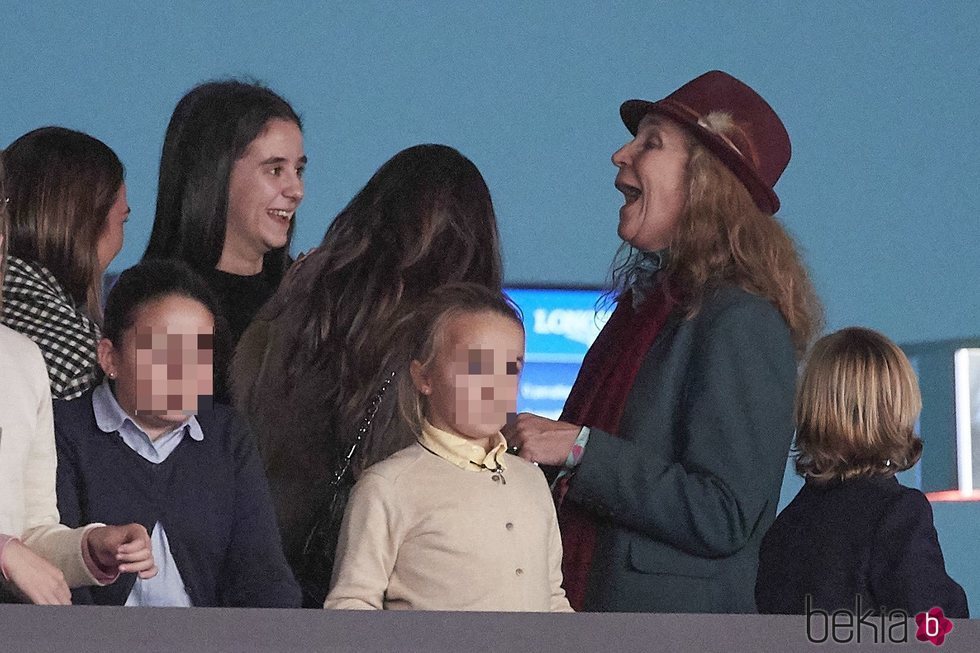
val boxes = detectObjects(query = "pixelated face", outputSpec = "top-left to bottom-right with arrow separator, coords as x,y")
225,119 -> 306,261
412,311 -> 525,444
100,294 -> 215,428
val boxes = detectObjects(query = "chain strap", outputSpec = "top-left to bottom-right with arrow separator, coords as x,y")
300,370 -> 397,561
330,369 -> 397,485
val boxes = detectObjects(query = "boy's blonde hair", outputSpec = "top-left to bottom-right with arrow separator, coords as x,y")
794,327 -> 923,482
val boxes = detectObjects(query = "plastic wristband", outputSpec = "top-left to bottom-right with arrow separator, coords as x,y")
563,427 -> 591,469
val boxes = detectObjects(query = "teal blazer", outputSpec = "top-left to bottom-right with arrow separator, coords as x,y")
565,284 -> 796,613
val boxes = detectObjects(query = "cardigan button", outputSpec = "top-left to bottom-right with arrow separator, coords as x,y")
515,568 -> 524,577
505,522 -> 514,531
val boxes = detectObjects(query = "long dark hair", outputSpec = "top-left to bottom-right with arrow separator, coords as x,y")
143,79 -> 301,280
233,144 -> 503,475
2,127 -> 124,319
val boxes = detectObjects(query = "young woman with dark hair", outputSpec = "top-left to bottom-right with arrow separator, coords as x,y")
1,127 -> 130,399
53,259 -> 300,607
143,80 -> 305,402
505,71 -> 824,613
233,143 -> 503,606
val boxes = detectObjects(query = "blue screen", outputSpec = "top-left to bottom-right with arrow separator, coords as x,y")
504,287 -> 612,418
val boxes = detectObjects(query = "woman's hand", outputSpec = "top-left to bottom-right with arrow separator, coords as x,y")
503,413 -> 581,467
2,539 -> 71,605
87,524 -> 157,579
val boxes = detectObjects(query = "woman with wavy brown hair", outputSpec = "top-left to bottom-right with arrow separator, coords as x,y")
505,71 -> 823,613
232,143 -> 503,606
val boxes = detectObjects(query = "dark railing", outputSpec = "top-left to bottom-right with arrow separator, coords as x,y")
1,605 -> 978,652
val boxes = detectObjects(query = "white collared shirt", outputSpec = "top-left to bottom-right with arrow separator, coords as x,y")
92,381 -> 203,607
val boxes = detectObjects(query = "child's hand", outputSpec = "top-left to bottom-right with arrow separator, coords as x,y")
87,524 -> 157,579
1,539 -> 71,605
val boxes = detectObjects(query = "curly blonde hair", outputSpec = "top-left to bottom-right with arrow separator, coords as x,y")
613,112 -> 823,358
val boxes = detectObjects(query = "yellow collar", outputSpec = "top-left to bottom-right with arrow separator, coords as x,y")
419,419 -> 508,472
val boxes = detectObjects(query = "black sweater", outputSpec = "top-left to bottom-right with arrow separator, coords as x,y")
53,389 -> 301,608
756,475 -> 968,617
201,266 -> 282,404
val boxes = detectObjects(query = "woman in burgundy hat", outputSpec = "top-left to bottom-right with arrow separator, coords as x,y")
505,71 -> 823,613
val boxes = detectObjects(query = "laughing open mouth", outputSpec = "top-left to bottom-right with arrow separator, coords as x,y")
615,181 -> 641,203
268,209 -> 293,223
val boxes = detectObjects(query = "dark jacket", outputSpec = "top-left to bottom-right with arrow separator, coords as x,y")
53,390 -> 301,608
756,475 -> 969,617
566,285 -> 796,612
233,310 -> 414,605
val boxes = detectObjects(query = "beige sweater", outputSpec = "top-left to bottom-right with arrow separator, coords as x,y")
0,324 -> 98,587
325,432 -> 572,612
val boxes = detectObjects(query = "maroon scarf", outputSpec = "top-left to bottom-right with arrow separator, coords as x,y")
556,285 -> 676,610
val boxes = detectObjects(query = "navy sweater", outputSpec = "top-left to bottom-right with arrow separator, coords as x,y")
53,390 -> 301,608
756,475 -> 968,617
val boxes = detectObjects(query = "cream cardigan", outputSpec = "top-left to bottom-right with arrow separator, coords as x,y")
0,324 -> 98,587
325,424 -> 572,612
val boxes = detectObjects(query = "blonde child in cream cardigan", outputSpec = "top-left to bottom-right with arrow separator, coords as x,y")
325,283 -> 571,611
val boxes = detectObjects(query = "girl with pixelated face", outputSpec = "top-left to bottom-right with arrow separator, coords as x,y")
325,283 -> 571,612
104,297 -> 214,423
756,327 -> 968,617
52,260 -> 299,607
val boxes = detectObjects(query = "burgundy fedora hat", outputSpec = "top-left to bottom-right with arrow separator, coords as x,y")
620,70 -> 790,214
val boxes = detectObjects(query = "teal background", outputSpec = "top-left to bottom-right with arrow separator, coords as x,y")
2,1 -> 978,615
2,1 -> 977,344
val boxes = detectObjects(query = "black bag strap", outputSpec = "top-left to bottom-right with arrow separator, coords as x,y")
330,369 -> 397,486
301,370 -> 396,555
